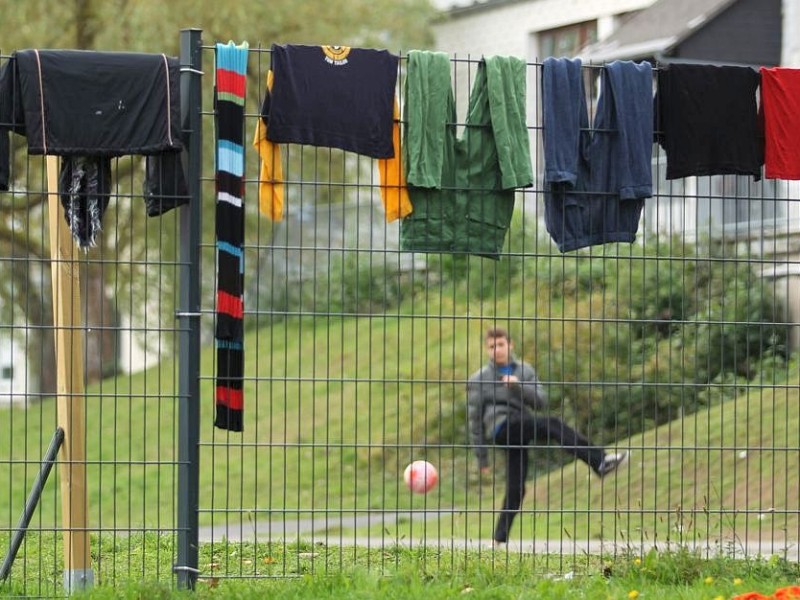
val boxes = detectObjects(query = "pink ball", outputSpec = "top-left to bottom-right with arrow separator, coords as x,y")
404,460 -> 438,494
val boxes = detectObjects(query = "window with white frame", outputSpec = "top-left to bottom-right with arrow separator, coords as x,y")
538,21 -> 597,58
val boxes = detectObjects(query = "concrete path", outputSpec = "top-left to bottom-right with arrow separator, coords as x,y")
197,511 -> 800,560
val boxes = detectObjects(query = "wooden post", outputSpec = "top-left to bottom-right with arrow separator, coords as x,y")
46,156 -> 93,593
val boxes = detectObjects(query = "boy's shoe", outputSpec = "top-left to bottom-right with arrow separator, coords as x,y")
597,451 -> 629,477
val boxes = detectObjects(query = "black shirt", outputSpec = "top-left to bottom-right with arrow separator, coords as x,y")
654,63 -> 763,180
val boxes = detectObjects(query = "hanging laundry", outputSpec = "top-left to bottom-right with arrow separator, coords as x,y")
59,157 -> 112,247
252,43 -> 411,222
400,51 -> 533,259
143,151 -> 188,218
0,49 -> 187,247
267,44 -> 397,155
760,67 -> 800,180
654,63 -> 762,181
542,58 -> 653,253
0,55 -> 28,193
213,41 -> 248,433
0,128 -> 8,191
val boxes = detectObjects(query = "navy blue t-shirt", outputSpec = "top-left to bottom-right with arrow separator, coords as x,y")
496,364 -> 515,377
262,44 -> 398,159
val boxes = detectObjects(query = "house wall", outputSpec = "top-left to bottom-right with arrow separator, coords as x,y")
434,0 -> 656,58
752,227 -> 800,351
785,275 -> 800,351
785,0 -> 800,65
433,0 -> 657,181
0,332 -> 37,407
432,0 -> 800,351
675,0 -> 782,65
775,0 -> 800,349
118,313 -> 164,374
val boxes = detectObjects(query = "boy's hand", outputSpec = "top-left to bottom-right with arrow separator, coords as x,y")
500,375 -> 519,385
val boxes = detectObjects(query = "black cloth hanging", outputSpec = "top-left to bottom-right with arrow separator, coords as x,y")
261,44 -> 398,158
654,63 -> 763,181
0,49 -> 188,246
59,157 -> 112,247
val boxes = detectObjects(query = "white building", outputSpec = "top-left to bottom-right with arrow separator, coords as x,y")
432,0 -> 800,349
434,0 -> 657,132
434,0 -> 656,59
0,331 -> 37,407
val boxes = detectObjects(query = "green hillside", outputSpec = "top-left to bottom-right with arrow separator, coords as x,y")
1,244 -> 798,546
1,312 -> 797,544
367,383 -> 800,545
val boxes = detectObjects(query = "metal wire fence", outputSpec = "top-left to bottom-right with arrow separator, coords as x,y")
0,121 -> 186,594
1,30 -> 799,596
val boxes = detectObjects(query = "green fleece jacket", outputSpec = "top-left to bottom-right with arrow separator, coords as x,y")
401,51 -> 532,259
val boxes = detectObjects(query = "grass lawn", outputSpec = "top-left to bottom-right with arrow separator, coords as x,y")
358,384 -> 800,546
1,279 -> 799,595
2,533 -> 799,599
3,309 -> 798,542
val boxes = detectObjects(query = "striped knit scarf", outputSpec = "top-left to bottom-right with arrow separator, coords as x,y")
214,41 -> 248,432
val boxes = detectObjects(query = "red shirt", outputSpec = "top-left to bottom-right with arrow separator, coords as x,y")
761,67 -> 800,180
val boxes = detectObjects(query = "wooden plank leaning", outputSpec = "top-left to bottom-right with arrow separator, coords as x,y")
46,156 -> 93,593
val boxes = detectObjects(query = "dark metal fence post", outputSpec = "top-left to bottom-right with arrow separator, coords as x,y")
0,428 -> 64,583
175,27 -> 203,591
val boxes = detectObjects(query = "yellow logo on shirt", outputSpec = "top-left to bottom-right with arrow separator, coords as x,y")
322,45 -> 350,66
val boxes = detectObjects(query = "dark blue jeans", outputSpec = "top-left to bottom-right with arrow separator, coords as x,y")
541,57 -> 652,253
492,415 -> 605,543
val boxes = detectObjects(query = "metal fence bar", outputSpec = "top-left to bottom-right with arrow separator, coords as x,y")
0,427 -> 63,583
1,34 -> 799,594
194,45 -> 800,579
175,27 -> 204,592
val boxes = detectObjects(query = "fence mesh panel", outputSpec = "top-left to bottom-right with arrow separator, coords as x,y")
0,38 -> 799,595
198,45 -> 800,580
0,146 -> 185,596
